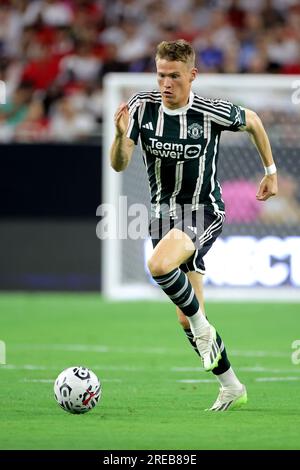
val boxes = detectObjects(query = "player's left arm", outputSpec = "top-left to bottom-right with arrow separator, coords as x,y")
244,108 -> 278,201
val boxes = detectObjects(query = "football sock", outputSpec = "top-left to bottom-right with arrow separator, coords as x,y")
215,367 -> 243,389
183,328 -> 231,375
153,268 -> 201,317
211,332 -> 231,376
184,328 -> 200,356
188,310 -> 210,337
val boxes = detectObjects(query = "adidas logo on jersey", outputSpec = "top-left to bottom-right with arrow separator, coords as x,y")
187,225 -> 197,234
142,122 -> 154,130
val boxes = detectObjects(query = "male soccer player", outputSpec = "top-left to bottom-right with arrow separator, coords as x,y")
110,39 -> 278,411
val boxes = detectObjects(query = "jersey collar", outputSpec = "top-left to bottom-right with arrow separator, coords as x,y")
161,91 -> 194,115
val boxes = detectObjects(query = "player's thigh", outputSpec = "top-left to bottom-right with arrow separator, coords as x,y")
176,271 -> 205,328
148,228 -> 195,275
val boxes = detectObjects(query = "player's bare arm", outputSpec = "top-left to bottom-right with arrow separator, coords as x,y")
245,108 -> 278,202
110,103 -> 135,172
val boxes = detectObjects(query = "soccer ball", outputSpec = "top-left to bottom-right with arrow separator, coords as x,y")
54,366 -> 102,414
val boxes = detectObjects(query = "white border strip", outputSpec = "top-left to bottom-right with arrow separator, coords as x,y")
105,73 -> 299,90
105,284 -> 300,302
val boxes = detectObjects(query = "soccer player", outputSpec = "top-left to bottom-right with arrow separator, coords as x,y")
110,40 -> 278,411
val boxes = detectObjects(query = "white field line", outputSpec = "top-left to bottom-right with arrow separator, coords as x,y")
177,377 -> 300,384
4,364 -> 300,380
11,344 -> 168,354
22,378 -> 122,383
255,377 -> 300,382
237,367 -> 300,373
23,379 -> 53,383
176,379 -> 216,384
9,344 -> 291,358
2,364 -> 143,371
19,377 -> 300,387
172,366 -> 300,373
230,350 -> 289,358
19,377 -> 300,384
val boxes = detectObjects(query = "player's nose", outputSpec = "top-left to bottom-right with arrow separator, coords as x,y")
163,77 -> 172,88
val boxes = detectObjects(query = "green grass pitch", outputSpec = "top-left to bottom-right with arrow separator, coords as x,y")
1,293 -> 300,450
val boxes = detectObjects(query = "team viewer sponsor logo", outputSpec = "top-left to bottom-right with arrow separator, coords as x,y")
184,145 -> 201,159
144,138 -> 202,160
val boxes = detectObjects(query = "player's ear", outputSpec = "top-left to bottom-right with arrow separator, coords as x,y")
190,68 -> 198,82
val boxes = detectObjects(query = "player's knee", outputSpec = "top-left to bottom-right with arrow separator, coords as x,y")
147,256 -> 173,277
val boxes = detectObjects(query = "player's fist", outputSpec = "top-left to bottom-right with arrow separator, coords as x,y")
114,103 -> 129,137
256,174 -> 278,201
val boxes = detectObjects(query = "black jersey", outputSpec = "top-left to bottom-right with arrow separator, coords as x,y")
126,90 -> 246,217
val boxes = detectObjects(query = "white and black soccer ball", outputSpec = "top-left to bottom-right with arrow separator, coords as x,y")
54,366 -> 102,414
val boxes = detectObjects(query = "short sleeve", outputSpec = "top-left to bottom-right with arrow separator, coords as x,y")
126,93 -> 141,144
213,99 -> 246,132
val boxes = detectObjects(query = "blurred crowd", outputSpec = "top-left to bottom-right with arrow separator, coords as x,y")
0,0 -> 300,142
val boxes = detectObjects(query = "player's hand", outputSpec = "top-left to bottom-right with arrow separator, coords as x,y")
256,174 -> 278,201
114,103 -> 129,137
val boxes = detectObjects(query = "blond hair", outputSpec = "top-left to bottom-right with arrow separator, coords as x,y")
156,39 -> 195,68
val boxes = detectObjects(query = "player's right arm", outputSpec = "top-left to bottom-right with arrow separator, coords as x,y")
110,103 -> 135,172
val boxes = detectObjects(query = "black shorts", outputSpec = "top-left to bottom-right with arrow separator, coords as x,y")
150,208 -> 224,274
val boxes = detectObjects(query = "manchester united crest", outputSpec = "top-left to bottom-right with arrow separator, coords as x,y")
187,123 -> 203,139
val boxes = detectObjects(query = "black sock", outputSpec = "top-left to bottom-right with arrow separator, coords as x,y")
184,328 -> 200,356
183,328 -> 231,375
153,268 -> 199,317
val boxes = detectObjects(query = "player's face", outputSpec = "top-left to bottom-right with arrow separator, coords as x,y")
156,59 -> 197,109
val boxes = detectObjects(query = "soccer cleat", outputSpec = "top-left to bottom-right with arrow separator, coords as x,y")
194,325 -> 221,371
206,384 -> 247,411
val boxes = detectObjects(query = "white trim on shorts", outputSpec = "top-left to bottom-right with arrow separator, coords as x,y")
188,212 -> 224,274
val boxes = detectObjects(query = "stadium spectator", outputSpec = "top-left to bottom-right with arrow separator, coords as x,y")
14,99 -> 49,142
59,39 -> 102,85
0,0 -> 300,142
49,95 -> 96,141
23,0 -> 74,28
21,42 -> 61,90
0,81 -> 33,126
